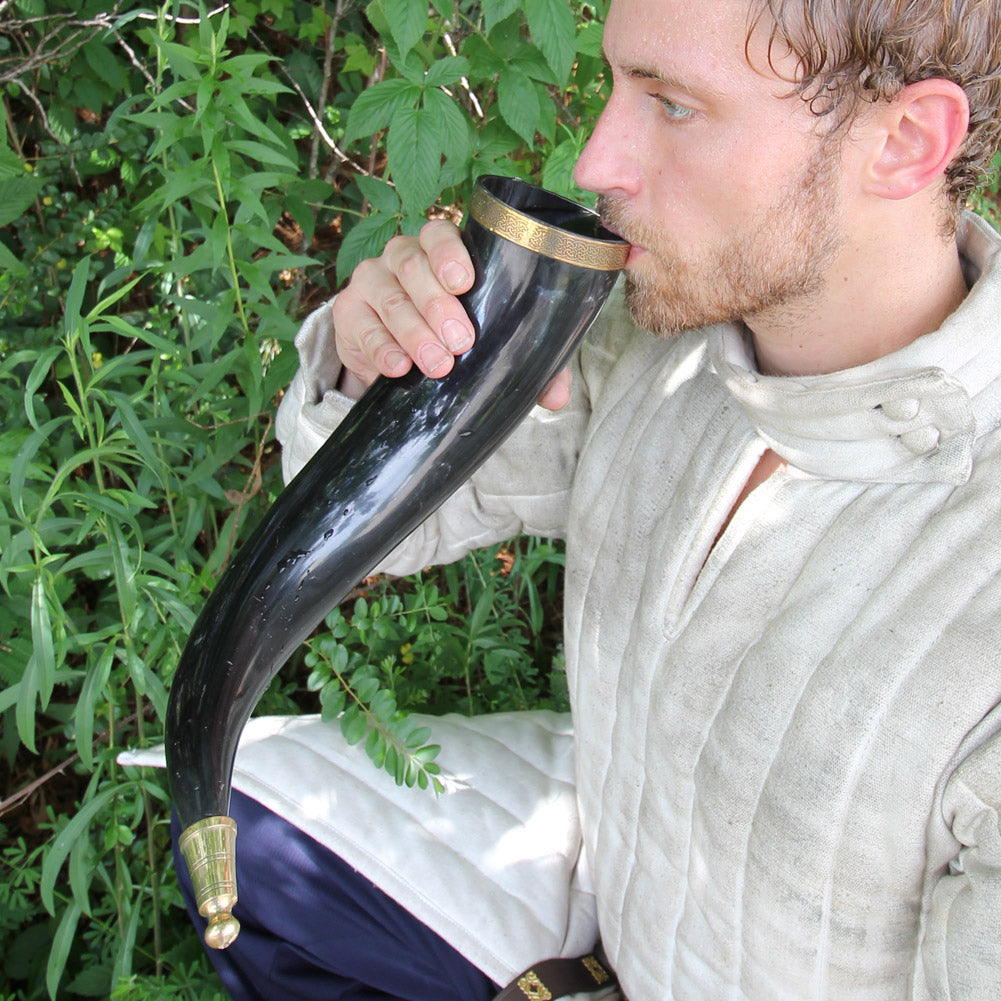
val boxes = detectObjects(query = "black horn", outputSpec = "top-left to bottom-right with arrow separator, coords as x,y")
165,175 -> 629,949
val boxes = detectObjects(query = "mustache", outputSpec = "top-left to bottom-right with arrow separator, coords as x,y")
596,195 -> 647,249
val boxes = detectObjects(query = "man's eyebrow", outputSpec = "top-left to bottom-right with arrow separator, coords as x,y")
600,49 -> 723,99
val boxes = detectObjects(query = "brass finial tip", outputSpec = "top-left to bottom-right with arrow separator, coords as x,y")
204,913 -> 241,950
178,815 -> 240,949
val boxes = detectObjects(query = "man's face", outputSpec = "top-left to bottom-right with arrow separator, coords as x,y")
575,0 -> 848,337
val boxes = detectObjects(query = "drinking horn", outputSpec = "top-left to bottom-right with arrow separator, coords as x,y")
165,175 -> 629,949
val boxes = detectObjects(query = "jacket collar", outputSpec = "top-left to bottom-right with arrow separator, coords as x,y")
708,212 -> 1001,485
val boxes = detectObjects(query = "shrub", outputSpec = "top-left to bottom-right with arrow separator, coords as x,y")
0,1 -> 606,996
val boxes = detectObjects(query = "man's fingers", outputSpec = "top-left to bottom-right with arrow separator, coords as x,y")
420,219 -> 475,295
333,222 -> 477,384
379,233 -> 476,373
537,367 -> 573,411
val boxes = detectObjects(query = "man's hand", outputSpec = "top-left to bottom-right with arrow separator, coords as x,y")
332,218 -> 572,410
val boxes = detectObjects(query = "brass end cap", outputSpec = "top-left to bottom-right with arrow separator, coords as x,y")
178,815 -> 241,950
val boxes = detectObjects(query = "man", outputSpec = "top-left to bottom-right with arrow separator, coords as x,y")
177,0 -> 1001,997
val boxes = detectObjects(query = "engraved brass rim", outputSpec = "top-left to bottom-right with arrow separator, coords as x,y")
469,185 -> 629,271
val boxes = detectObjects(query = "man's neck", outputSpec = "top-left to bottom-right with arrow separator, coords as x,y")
748,211 -> 969,378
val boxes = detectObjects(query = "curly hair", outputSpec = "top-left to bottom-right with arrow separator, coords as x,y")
753,0 -> 1001,207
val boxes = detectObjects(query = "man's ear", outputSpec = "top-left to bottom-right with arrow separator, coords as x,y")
863,78 -> 969,200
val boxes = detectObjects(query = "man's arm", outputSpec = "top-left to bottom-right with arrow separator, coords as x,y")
917,727 -> 1001,998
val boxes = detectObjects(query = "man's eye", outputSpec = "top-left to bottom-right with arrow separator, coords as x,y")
656,96 -> 695,121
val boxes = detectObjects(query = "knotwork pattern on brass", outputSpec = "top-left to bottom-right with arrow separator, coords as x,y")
516,970 -> 553,1001
470,187 -> 629,272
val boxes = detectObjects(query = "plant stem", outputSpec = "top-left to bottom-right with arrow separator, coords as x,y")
211,159 -> 250,340
135,697 -> 163,978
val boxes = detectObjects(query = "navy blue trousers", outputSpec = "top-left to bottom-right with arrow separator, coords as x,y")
172,789 -> 500,1001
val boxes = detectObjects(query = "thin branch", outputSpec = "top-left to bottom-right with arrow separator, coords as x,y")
11,77 -> 81,185
275,56 -> 373,177
0,713 -> 140,820
309,0 -> 350,180
443,30 -> 483,118
111,26 -> 157,94
0,9 -> 122,86
129,4 -> 231,24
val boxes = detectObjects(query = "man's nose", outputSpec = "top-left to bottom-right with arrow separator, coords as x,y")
573,98 -> 643,199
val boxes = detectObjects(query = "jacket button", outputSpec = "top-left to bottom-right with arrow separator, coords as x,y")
900,426 -> 941,454
881,397 -> 921,421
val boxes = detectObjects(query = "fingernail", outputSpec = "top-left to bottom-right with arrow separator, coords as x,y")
441,319 -> 473,353
441,262 -> 471,292
418,343 -> 451,375
384,349 -> 410,373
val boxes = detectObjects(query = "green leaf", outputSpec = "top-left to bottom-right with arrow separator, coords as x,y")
0,239 -> 25,274
370,688 -> 397,722
0,138 -> 30,179
75,645 -> 116,771
0,174 -> 42,227
226,139 -> 299,171
30,577 -> 56,708
381,0 -> 428,57
422,89 -> 472,167
336,212 -> 400,285
387,105 -> 442,215
577,19 -> 605,58
23,349 -> 64,432
64,258 -> 92,339
46,901 -> 82,1001
405,724 -> 432,748
365,727 -> 386,766
523,0 -> 577,85
356,175 -> 401,216
107,520 -> 138,625
542,135 -> 587,197
468,580 -> 497,638
41,785 -> 122,915
340,705 -> 368,745
344,78 -> 421,145
87,274 -> 145,323
0,680 -> 21,716
463,34 -> 504,77
109,394 -> 166,487
354,676 -> 380,703
424,56 -> 470,88
481,0 -> 521,33
111,894 -> 143,987
320,681 -> 347,718
498,64 -> 541,145
68,836 -> 93,918
16,656 -> 38,752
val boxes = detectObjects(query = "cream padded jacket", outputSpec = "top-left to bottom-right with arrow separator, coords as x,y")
127,212 -> 1001,1000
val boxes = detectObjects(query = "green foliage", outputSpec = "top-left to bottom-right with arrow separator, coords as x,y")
970,150 -> 1001,230
334,0 -> 611,280
5,0 -> 995,997
0,1 -> 597,997
302,539 -> 568,789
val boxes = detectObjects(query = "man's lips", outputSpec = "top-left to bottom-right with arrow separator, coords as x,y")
600,216 -> 646,265
626,244 -> 646,266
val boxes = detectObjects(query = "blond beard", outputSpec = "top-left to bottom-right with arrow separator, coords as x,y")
598,138 -> 845,337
